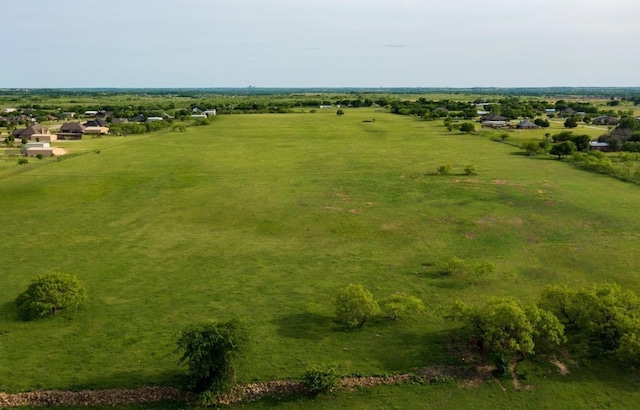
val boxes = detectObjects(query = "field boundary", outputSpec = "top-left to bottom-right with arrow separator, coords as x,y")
0,367 -> 474,407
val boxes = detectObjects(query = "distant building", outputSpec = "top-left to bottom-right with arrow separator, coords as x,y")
590,142 -> 611,152
592,116 -> 619,126
22,142 -> 53,156
12,123 -> 50,139
58,122 -> 85,140
516,120 -> 539,129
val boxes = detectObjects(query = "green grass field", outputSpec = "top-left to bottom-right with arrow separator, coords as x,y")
1,108 -> 640,406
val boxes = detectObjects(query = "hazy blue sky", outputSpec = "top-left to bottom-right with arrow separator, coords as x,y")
3,0 -> 639,88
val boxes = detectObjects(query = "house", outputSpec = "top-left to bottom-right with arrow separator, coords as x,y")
61,112 -> 76,119
481,120 -> 508,128
29,133 -> 57,143
561,107 -> 576,117
590,142 -> 611,152
204,109 -> 217,117
2,108 -> 17,114
545,108 -> 556,115
146,117 -> 164,122
191,114 -> 207,118
83,119 -> 108,127
12,123 -> 50,139
592,116 -> 619,126
57,122 -> 85,140
84,110 -> 98,117
84,126 -> 109,135
516,120 -> 539,129
22,142 -> 53,156
130,114 -> 145,122
481,114 -> 508,122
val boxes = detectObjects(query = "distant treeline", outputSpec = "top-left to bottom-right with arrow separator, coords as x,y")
2,87 -> 640,98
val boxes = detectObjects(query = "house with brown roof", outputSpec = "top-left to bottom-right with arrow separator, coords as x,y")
57,122 -> 85,140
592,116 -> 619,126
12,123 -> 50,139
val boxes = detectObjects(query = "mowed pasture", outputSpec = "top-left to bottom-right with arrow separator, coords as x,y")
1,108 -> 640,400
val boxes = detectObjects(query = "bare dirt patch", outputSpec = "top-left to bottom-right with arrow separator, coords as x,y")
551,357 -> 570,375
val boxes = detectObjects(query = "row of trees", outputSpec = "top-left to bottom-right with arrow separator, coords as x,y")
450,283 -> 640,375
14,273 -> 640,401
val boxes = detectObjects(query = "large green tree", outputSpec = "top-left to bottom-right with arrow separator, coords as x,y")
539,283 -> 640,354
550,141 -> 576,159
450,297 -> 564,358
335,284 -> 379,329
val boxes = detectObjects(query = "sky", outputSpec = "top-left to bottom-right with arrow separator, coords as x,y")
3,0 -> 639,88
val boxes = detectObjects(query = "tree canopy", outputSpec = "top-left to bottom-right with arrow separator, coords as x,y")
450,297 -> 564,358
177,319 -> 250,394
335,284 -> 379,329
15,273 -> 87,321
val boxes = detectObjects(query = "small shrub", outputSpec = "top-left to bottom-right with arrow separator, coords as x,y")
429,375 -> 455,385
459,122 -> 475,133
464,164 -> 476,176
437,164 -> 451,175
336,109 -> 345,116
177,319 -> 250,394
36,154 -> 43,160
303,364 -> 339,395
379,293 -> 425,321
17,158 -> 28,165
439,256 -> 466,276
15,273 -> 87,320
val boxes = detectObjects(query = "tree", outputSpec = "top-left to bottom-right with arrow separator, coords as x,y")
534,118 -> 550,128
564,117 -> 578,128
570,134 -> 591,152
177,319 -> 249,394
335,284 -> 379,329
538,140 -> 551,153
379,293 -> 425,321
459,122 -> 475,133
549,141 -> 576,159
450,297 -> 564,359
540,283 -> 639,354
523,141 -> 540,156
15,273 -> 87,321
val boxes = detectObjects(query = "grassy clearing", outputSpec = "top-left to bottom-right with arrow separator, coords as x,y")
1,109 -> 640,405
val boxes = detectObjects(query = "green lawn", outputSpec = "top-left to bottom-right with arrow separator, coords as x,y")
1,109 -> 640,406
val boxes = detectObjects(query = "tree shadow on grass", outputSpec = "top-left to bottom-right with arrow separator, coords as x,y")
0,301 -> 17,320
65,368 -> 182,392
373,330 -> 458,373
275,313 -> 336,341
